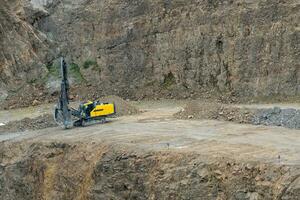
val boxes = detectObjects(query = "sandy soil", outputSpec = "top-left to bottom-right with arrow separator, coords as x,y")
1,100 -> 300,165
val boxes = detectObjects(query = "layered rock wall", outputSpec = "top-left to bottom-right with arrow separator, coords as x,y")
1,142 -> 299,199
0,0 -> 299,99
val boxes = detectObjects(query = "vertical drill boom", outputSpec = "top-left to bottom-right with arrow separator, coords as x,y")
55,57 -> 72,128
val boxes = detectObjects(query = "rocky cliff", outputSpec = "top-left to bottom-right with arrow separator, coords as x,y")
0,0 -> 50,100
0,0 -> 299,102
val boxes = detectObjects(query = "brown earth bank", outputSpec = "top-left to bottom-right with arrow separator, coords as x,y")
0,0 -> 299,105
0,141 -> 300,200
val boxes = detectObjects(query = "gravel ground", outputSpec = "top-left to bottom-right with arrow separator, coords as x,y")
253,107 -> 300,129
174,101 -> 255,124
175,102 -> 300,129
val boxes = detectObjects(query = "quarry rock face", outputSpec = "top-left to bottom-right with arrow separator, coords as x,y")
0,0 -> 51,90
0,0 -> 299,99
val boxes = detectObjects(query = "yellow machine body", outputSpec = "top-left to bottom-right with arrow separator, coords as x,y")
78,101 -> 115,121
90,103 -> 115,117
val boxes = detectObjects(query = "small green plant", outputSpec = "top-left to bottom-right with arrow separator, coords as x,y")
69,63 -> 85,82
83,60 -> 98,69
45,61 -> 60,78
27,78 -> 37,84
163,72 -> 176,88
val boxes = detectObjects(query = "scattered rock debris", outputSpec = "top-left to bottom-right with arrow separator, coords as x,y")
253,107 -> 300,129
0,114 -> 56,133
174,101 -> 254,124
175,102 -> 300,129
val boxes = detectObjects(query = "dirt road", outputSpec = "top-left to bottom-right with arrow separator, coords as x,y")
1,101 -> 300,165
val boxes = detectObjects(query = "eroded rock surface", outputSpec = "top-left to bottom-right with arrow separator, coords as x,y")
0,141 -> 300,200
0,0 -> 299,100
0,0 -> 51,89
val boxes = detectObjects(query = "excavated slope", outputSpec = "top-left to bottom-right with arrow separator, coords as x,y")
1,140 -> 300,200
0,0 -> 299,100
0,0 -> 52,99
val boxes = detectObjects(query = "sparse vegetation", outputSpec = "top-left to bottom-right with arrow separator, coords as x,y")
69,63 -> 85,82
46,61 -> 60,78
27,78 -> 38,84
41,61 -> 61,85
163,72 -> 176,88
83,59 -> 99,69
44,60 -> 86,83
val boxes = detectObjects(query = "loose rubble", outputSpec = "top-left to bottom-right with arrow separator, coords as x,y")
0,114 -> 56,133
174,101 -> 255,124
253,107 -> 300,129
175,102 -> 300,129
